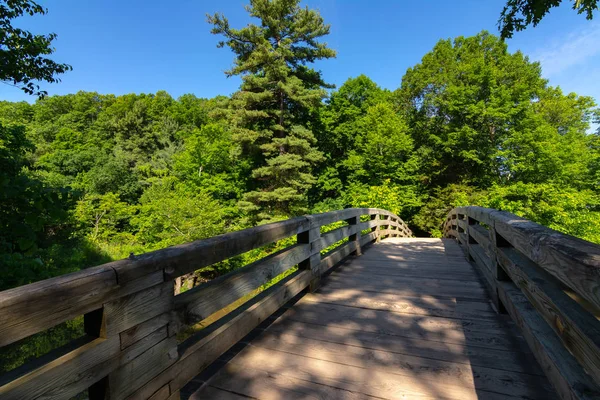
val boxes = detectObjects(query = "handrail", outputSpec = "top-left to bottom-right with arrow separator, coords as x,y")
443,206 -> 600,400
0,208 -> 411,400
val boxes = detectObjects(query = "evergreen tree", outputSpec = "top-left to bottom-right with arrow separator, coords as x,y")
208,0 -> 336,222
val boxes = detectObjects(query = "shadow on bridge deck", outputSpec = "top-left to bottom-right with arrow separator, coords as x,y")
182,238 -> 555,399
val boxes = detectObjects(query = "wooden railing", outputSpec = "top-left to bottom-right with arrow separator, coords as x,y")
0,208 -> 411,400
443,206 -> 600,400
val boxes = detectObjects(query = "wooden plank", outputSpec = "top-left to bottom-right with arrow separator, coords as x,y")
498,247 -> 600,383
467,206 -> 495,226
222,345 -> 521,400
0,266 -> 117,347
120,313 -> 171,350
147,384 -> 170,400
337,267 -> 477,282
175,244 -> 310,324
319,240 -> 358,274
249,330 -> 554,398
326,271 -> 484,290
192,385 -> 250,400
491,209 -> 600,311
346,215 -> 362,256
469,243 -> 494,272
0,337 -> 120,400
283,300 -> 525,350
105,282 -> 174,336
323,274 -> 488,300
205,363 -> 382,400
107,216 -> 311,283
168,270 -> 312,394
308,288 -> 498,320
334,262 -> 477,280
109,337 -> 178,400
458,231 -> 468,245
318,224 -> 356,249
298,227 -> 322,292
469,223 -> 493,257
263,317 -> 543,375
359,230 -> 377,246
498,281 -> 600,400
358,218 -> 379,231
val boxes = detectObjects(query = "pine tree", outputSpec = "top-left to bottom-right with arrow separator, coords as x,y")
208,0 -> 336,222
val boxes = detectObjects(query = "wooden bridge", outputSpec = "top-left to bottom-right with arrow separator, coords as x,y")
1,207 -> 600,399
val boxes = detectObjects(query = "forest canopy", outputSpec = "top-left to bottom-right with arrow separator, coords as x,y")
0,0 -> 599,295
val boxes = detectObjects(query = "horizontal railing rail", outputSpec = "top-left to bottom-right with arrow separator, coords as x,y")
0,208 -> 411,400
443,206 -> 600,400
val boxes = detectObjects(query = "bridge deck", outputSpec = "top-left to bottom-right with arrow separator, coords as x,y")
186,238 -> 555,399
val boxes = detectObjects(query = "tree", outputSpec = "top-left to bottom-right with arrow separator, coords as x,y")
343,102 -> 415,185
498,0 -> 598,39
208,0 -> 336,221
0,0 -> 71,97
314,75 -> 389,199
397,31 -> 548,188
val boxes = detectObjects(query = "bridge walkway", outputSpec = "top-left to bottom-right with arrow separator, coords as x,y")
186,238 -> 555,399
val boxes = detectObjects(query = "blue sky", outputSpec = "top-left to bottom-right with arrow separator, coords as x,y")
2,0 -> 600,107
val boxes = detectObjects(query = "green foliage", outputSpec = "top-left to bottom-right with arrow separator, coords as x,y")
208,0 -> 335,221
2,8 -> 600,376
398,31 -> 548,188
499,0 -> 598,39
0,0 -> 72,96
132,180 -> 228,249
482,183 -> 600,243
344,180 -> 424,221
412,184 -> 487,237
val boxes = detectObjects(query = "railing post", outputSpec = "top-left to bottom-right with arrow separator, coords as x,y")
93,272 -> 179,400
466,214 -> 476,262
371,213 -> 381,243
346,215 -> 362,256
298,216 -> 322,292
490,218 -> 510,314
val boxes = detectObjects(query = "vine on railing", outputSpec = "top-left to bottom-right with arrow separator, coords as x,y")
443,206 -> 600,400
0,208 -> 411,400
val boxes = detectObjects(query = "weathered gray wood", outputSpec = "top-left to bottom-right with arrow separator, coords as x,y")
109,216 -> 312,283
250,330 -> 553,398
469,223 -> 493,256
461,207 -> 600,312
311,286 -> 496,318
498,247 -> 600,383
109,337 -> 178,400
298,226 -> 322,292
346,215 -> 362,256
105,282 -> 174,336
359,230 -> 377,246
263,317 -> 543,375
498,281 -> 600,400
284,299 -> 521,349
218,344 -> 522,400
0,337 -> 119,400
0,266 -> 117,347
206,363 -> 379,400
101,208 -> 405,284
170,270 -> 312,393
469,242 -> 494,272
175,244 -> 310,324
147,384 -> 170,400
120,313 -> 171,350
318,224 -> 356,249
324,274 -> 488,300
319,240 -> 358,274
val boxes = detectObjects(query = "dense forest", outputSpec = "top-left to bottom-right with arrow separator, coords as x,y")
1,0 -> 600,375
2,28 -> 600,294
